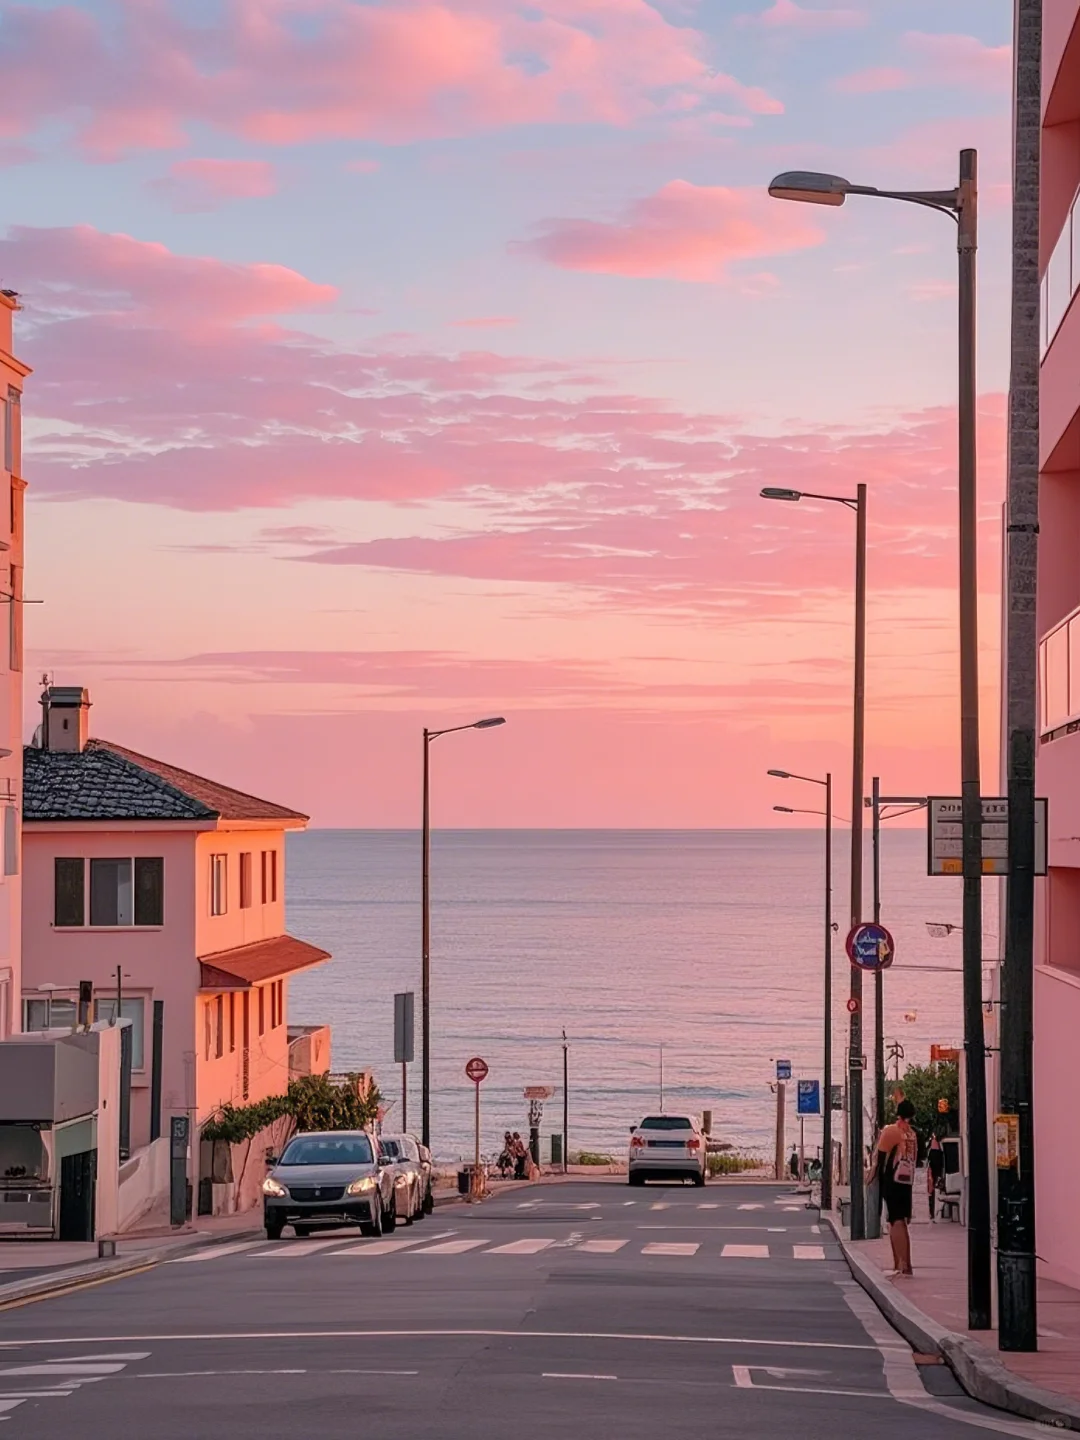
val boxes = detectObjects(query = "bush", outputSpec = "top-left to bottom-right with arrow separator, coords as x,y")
707,1151 -> 764,1176
575,1151 -> 615,1166
202,1073 -> 382,1145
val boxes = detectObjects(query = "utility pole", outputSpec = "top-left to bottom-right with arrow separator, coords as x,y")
847,483 -> 868,1241
957,147 -> 993,1332
998,0 -> 1041,1354
823,773 -> 833,1211
562,1028 -> 569,1175
774,1082 -> 787,1181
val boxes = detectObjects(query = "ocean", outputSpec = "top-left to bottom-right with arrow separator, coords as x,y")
286,829 -> 978,1163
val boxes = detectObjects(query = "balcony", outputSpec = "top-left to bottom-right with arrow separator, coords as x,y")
1041,182 -> 1080,358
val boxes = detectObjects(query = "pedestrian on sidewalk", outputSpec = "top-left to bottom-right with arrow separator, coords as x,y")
868,1098 -> 918,1277
511,1132 -> 528,1180
927,1134 -> 945,1221
789,1147 -> 800,1182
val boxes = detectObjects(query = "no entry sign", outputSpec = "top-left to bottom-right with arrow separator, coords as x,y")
465,1056 -> 489,1083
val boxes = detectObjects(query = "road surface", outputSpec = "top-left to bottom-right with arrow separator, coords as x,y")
0,1182 -> 1047,1438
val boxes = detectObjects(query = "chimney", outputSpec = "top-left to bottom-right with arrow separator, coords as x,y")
41,686 -> 91,753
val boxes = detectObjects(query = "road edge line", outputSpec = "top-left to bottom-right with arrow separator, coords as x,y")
821,1212 -> 1080,1432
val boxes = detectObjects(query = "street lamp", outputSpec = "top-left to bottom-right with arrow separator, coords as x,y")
421,716 -> 506,1150
769,151 -> 990,1331
762,483 -> 867,1238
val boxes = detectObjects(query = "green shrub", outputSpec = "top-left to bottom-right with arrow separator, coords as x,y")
575,1151 -> 615,1166
707,1151 -> 764,1177
201,1073 -> 382,1145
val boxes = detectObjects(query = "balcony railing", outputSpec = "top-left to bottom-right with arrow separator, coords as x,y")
1040,601 -> 1080,738
1041,183 -> 1080,357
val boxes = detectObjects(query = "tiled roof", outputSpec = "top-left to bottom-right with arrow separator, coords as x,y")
199,935 -> 331,990
23,738 -> 308,824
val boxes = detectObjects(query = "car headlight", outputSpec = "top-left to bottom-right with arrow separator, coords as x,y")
262,1176 -> 286,1197
346,1175 -> 376,1196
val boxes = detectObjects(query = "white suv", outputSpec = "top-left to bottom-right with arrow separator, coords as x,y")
628,1115 -> 706,1186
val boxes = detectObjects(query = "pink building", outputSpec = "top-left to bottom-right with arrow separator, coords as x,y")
1035,1 -> 1080,1291
21,686 -> 331,1167
0,291 -> 28,1039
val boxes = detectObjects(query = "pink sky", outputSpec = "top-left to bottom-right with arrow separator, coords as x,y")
3,0 -> 1013,826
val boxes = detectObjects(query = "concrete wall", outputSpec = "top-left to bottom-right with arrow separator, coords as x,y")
1034,966 -> 1080,1290
194,827 -> 287,958
117,1136 -> 170,1233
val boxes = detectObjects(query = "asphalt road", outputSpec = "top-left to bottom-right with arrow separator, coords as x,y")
0,1181 -> 1050,1439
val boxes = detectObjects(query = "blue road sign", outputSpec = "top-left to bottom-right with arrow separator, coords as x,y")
797,1079 -> 821,1116
845,922 -> 895,972
776,1059 -> 792,1082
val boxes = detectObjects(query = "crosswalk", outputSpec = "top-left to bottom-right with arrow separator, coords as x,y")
168,1237 -> 828,1264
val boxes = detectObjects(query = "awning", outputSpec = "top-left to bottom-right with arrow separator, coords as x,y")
199,935 -> 331,990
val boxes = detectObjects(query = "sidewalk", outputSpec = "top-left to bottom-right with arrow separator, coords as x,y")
826,1203 -> 1080,1429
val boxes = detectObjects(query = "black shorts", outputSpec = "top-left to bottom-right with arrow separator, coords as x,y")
883,1181 -> 913,1225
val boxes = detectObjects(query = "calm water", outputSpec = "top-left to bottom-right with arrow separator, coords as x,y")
286,830 -> 975,1162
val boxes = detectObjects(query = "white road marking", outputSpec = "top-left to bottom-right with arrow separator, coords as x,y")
810,1224 -> 821,1234
793,1246 -> 826,1261
698,1203 -> 719,1209
649,1203 -> 669,1211
622,1200 -> 636,1206
329,1237 -> 430,1256
642,1242 -> 700,1256
0,1363 -> 131,1377
738,1203 -> 764,1211
0,1329 -> 879,1354
132,1369 -> 419,1379
411,1238 -> 490,1255
485,1239 -> 555,1255
637,1226 -> 786,1232
0,1352 -> 149,1422
251,1238 -> 347,1258
543,1373 -> 617,1381
577,1239 -> 628,1254
721,1244 -> 770,1259
168,1242 -> 265,1263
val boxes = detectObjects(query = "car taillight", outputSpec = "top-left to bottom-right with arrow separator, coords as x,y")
687,1137 -> 701,1150
630,1136 -> 645,1149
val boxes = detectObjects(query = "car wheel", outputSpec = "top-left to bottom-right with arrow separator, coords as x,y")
693,1170 -> 706,1188
383,1194 -> 397,1234
264,1217 -> 284,1241
360,1196 -> 382,1239
628,1171 -> 645,1187
294,1224 -> 313,1237
402,1189 -> 415,1226
422,1186 -> 434,1216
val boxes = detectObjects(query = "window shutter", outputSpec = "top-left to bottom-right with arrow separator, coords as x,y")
3,806 -> 16,877
54,858 -> 84,927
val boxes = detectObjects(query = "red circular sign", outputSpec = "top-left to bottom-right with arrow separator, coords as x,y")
846,997 -> 860,1014
465,1056 -> 489,1083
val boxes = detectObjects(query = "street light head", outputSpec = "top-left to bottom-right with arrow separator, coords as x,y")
773,805 -> 795,813
760,487 -> 802,502
767,769 -> 792,779
769,171 -> 850,206
472,716 -> 506,729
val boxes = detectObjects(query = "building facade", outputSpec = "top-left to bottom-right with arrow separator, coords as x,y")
1035,0 -> 1080,1290
0,292 -> 27,1040
21,686 -> 330,1162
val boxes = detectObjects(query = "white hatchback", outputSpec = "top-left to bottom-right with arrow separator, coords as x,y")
628,1115 -> 706,1186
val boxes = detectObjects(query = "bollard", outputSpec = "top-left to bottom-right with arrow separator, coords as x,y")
98,1237 -> 117,1258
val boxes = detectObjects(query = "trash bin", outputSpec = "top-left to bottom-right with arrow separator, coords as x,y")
551,1134 -> 563,1166
457,1168 -> 471,1195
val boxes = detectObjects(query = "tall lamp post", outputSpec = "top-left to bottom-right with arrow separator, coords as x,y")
421,716 -> 506,1150
769,773 -> 834,1211
761,483 -> 867,1238
768,152 -> 991,1330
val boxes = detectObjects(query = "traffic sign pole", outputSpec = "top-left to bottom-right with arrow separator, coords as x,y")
464,1057 -> 489,1200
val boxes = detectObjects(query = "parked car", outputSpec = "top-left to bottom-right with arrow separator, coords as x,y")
377,1134 -> 427,1224
628,1115 -> 706,1186
262,1130 -> 396,1239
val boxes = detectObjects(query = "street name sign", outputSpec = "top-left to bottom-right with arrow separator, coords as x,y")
776,1059 -> 792,1082
927,796 -> 1048,876
797,1080 -> 821,1116
523,1085 -> 555,1100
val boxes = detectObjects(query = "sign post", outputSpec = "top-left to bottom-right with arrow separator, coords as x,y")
927,797 -> 1048,876
796,1081 -> 820,1188
394,992 -> 415,1133
465,1057 -> 489,1199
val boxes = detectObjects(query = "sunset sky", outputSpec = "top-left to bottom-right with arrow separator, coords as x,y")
1,0 -> 1012,827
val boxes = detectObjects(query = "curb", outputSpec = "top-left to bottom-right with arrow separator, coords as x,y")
0,1227 -> 264,1311
822,1213 -> 1080,1431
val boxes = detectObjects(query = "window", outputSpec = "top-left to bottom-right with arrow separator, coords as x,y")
3,806 -> 16,877
239,852 -> 252,909
204,1000 -> 212,1061
258,985 -> 265,1036
228,992 -> 236,1052
8,564 -> 21,673
94,997 -> 146,1070
275,979 -> 284,1028
25,997 -> 77,1031
2,387 -> 18,475
54,857 -> 163,927
215,994 -> 224,1058
210,854 -> 227,915
54,858 -> 85,927
261,849 -> 278,903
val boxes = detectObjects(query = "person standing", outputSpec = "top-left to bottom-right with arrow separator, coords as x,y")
789,1147 -> 800,1181
868,1099 -> 918,1276
927,1134 -> 946,1221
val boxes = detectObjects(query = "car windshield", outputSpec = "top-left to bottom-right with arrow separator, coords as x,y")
279,1136 -> 373,1166
638,1116 -> 695,1131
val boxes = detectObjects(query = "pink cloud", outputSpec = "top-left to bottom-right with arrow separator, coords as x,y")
747,1 -> 866,30
0,0 -> 781,159
451,316 -> 519,329
834,32 -> 1011,97
518,181 -> 824,281
150,157 -> 278,212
